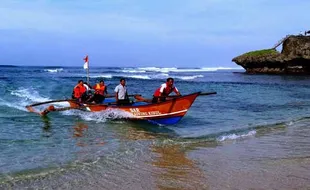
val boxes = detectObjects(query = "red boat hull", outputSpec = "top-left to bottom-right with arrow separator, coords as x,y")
68,92 -> 200,125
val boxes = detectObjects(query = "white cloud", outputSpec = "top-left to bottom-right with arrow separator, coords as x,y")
1,0 -> 309,47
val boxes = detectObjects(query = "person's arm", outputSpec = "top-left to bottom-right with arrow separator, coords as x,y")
115,92 -> 118,102
125,88 -> 129,99
78,87 -> 83,102
158,92 -> 162,102
105,86 -> 108,95
174,87 -> 181,96
158,84 -> 165,102
114,86 -> 119,102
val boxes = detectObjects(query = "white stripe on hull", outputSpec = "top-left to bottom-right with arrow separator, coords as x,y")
132,109 -> 188,119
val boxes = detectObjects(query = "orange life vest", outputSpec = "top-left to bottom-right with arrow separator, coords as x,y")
94,83 -> 106,96
73,84 -> 86,99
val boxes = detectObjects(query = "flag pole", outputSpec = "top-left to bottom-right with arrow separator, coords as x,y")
87,57 -> 90,85
83,55 -> 90,85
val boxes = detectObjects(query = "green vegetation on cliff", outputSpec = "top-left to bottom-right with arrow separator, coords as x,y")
232,35 -> 310,74
242,49 -> 279,57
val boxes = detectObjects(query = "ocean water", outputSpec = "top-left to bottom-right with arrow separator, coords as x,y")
1,66 -> 310,189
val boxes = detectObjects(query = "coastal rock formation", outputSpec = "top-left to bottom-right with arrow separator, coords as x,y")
232,35 -> 310,74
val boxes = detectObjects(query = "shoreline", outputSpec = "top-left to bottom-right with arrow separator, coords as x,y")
1,119 -> 310,190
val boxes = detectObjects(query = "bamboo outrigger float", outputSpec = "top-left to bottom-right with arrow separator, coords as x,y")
26,92 -> 216,125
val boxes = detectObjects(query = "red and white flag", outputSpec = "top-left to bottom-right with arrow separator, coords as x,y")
83,55 -> 89,69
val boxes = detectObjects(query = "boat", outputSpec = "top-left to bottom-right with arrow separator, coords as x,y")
26,92 -> 216,125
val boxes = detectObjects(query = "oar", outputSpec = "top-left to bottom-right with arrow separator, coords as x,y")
26,94 -> 141,108
199,92 -> 217,96
134,95 -> 153,103
40,105 -> 88,116
154,91 -> 217,98
26,99 -> 74,108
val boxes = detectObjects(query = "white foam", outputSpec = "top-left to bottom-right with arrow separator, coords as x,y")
11,88 -> 50,103
137,67 -> 177,73
175,75 -> 204,80
121,69 -> 146,73
44,68 -> 63,73
217,130 -> 256,142
1,88 -> 52,111
91,73 -> 202,80
92,73 -> 154,80
91,74 -> 113,78
62,108 -> 134,123
133,67 -> 242,73
126,75 -> 151,79
0,98 -> 26,111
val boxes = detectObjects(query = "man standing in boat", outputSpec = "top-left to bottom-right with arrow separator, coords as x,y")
115,78 -> 130,105
88,80 -> 108,103
152,77 -> 181,103
72,80 -> 87,102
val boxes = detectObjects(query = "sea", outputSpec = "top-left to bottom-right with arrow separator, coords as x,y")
0,66 -> 310,189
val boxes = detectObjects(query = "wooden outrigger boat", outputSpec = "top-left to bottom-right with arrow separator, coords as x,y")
26,92 -> 216,125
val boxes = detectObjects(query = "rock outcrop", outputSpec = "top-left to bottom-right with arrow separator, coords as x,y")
232,35 -> 310,74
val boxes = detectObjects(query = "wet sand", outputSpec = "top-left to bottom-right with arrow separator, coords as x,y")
1,121 -> 310,190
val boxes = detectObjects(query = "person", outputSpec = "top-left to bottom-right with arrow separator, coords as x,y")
83,82 -> 93,100
72,80 -> 87,102
152,77 -> 181,103
88,80 -> 108,103
83,82 -> 92,93
114,78 -> 130,105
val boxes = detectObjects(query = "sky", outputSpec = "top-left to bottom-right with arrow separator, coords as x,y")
0,0 -> 309,67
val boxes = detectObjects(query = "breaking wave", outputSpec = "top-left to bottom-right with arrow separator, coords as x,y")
10,88 -> 50,103
174,75 -> 204,80
62,108 -> 134,123
119,67 -> 243,73
91,73 -> 203,80
4,88 -> 67,112
91,74 -> 113,78
44,68 -> 63,73
217,130 -> 256,142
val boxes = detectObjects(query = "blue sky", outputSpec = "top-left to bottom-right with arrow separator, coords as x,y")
0,0 -> 309,67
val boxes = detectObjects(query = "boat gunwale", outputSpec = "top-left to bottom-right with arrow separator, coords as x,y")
84,91 -> 202,109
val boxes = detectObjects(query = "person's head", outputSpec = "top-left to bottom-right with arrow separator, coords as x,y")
120,78 -> 126,86
166,78 -> 174,87
99,80 -> 104,86
78,80 -> 84,85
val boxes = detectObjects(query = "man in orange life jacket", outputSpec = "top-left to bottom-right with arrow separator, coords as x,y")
89,80 -> 108,103
152,77 -> 181,103
72,80 -> 87,102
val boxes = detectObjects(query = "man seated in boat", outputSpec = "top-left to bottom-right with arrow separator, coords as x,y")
114,78 -> 130,105
83,82 -> 93,101
87,80 -> 108,103
72,80 -> 88,103
152,77 -> 181,103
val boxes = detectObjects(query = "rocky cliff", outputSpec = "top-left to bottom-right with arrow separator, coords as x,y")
232,35 -> 310,74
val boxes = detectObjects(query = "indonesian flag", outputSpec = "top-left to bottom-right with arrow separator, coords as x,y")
83,55 -> 89,69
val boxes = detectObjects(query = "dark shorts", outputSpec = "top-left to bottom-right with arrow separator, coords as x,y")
152,96 -> 166,103
117,99 -> 131,106
73,93 -> 88,102
93,94 -> 105,104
